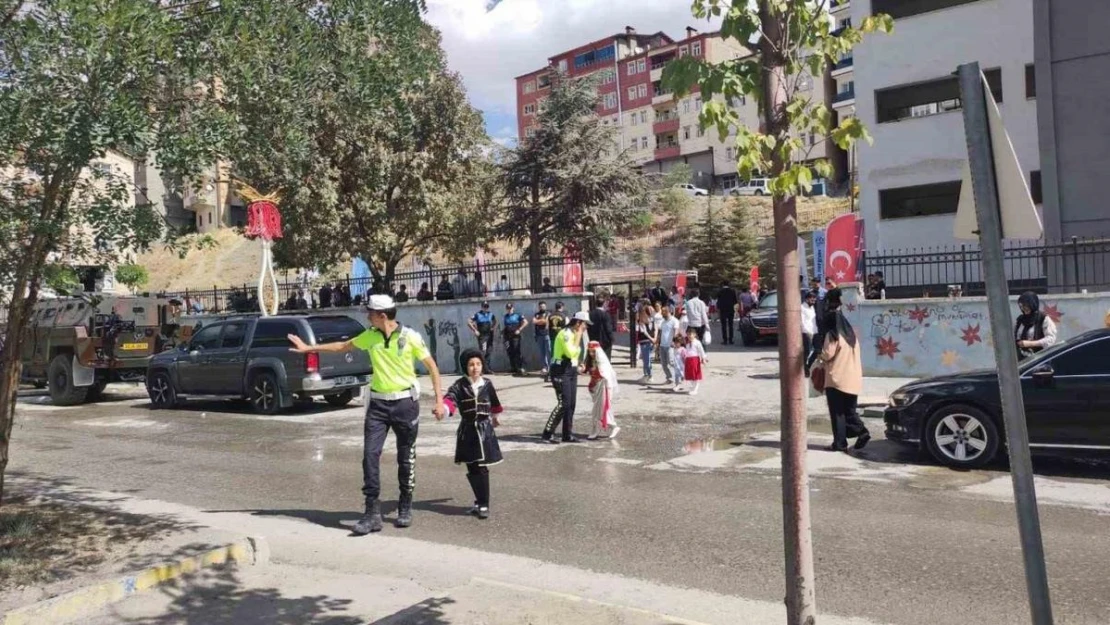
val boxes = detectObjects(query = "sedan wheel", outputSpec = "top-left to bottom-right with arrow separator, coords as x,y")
924,405 -> 1000,468
147,372 -> 176,409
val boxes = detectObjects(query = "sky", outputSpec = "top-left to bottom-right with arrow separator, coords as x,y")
424,0 -> 722,148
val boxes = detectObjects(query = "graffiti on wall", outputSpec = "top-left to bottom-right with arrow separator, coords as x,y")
841,285 -> 1106,378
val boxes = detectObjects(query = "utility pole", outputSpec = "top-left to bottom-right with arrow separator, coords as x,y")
957,62 -> 1053,625
758,2 -> 814,622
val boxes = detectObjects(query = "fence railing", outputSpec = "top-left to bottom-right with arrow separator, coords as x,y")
169,256 -> 585,314
861,237 -> 1110,298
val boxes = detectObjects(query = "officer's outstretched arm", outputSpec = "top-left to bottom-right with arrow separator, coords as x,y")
287,334 -> 353,353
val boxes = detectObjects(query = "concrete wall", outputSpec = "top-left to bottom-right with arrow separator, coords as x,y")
838,284 -> 1110,378
189,293 -> 591,376
1034,0 -> 1110,241
854,0 -> 1038,252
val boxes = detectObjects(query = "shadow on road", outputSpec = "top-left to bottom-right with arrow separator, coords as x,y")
205,498 -> 469,533
369,596 -> 456,625
147,398 -> 346,417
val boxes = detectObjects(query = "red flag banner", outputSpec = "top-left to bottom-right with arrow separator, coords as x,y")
749,266 -> 759,294
824,214 -> 864,283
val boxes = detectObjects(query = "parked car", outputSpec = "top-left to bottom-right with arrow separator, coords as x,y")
884,328 -> 1110,469
674,183 -> 708,197
146,314 -> 371,414
739,291 -> 778,346
730,178 -> 770,196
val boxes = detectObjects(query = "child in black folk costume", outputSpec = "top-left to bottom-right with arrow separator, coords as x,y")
443,348 -> 504,520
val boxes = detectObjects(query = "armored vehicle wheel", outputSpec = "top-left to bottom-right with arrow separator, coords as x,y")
48,355 -> 89,406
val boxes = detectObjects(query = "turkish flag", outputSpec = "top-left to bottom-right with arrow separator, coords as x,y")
824,214 -> 864,283
749,266 -> 759,294
563,253 -> 583,293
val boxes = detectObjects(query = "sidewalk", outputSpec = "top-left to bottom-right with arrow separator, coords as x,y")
21,481 -> 885,625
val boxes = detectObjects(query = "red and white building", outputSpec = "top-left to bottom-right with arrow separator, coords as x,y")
515,26 -> 831,192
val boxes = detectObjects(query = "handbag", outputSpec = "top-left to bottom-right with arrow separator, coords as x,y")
810,365 -> 826,394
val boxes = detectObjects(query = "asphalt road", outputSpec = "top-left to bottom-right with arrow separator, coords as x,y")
10,347 -> 1110,625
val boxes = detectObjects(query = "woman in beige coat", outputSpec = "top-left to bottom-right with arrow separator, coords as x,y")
818,289 -> 871,452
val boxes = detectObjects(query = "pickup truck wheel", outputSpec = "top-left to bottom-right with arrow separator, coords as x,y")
325,389 -> 355,407
147,372 -> 177,409
48,355 -> 88,406
249,371 -> 282,415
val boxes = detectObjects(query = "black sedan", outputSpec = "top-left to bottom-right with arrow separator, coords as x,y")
739,291 -> 778,346
884,328 -> 1110,468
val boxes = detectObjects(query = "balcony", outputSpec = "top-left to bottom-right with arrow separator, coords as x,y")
653,116 -> 679,134
832,86 -> 855,107
830,0 -> 849,11
652,85 -> 674,105
654,143 -> 680,160
833,56 -> 853,72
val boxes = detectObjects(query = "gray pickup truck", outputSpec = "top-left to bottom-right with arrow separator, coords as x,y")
146,314 -> 370,414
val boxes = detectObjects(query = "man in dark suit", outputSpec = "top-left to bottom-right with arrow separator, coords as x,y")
716,280 -> 738,345
588,295 -> 616,359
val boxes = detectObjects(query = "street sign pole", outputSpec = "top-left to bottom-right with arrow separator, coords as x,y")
957,62 -> 1054,625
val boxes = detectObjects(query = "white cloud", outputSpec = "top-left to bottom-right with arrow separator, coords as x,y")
425,0 -> 721,127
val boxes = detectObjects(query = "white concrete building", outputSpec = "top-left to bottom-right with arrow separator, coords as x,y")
845,0 -> 1038,252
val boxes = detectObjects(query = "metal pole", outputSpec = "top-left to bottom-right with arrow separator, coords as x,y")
957,62 -> 1054,625
1071,236 -> 1080,293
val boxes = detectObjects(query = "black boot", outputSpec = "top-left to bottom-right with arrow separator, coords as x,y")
395,494 -> 413,528
466,473 -> 481,515
353,499 -> 383,535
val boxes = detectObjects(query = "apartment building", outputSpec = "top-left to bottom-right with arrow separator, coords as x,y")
134,157 -> 246,234
848,0 -> 1039,252
516,26 -> 830,192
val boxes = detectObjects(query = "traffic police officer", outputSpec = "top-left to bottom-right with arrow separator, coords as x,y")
542,311 -> 591,444
288,294 -> 445,535
467,301 -> 498,372
501,302 -> 529,376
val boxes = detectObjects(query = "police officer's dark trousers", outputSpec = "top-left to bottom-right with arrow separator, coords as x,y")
542,360 -> 577,440
477,332 -> 494,371
363,397 -> 419,505
505,333 -> 522,372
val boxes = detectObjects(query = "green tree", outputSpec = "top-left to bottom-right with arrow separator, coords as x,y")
114,263 -> 150,291
178,0 -> 494,285
685,201 -> 760,286
499,74 -> 647,290
0,0 -> 228,504
665,2 -> 890,621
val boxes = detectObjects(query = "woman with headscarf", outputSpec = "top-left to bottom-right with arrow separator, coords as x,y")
816,288 -> 871,452
584,341 -> 620,440
1015,291 -> 1057,360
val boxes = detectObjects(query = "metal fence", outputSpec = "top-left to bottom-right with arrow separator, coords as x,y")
861,237 -> 1110,298
170,256 -> 585,314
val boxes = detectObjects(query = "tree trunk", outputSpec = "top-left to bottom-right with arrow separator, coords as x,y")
527,225 -> 544,293
759,2 -> 816,623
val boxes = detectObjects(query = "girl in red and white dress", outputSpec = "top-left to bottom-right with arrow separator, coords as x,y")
680,327 -> 707,395
585,341 -> 620,440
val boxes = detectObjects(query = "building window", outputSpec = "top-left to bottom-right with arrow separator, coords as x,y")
879,181 -> 962,220
638,84 -> 647,98
679,45 -> 689,57
631,138 -> 638,150
872,0 -> 983,19
875,69 -> 1001,123
731,95 -> 746,107
683,99 -> 691,114
523,81 -> 536,94
538,74 -> 551,89
628,87 -> 637,101
630,112 -> 638,126
640,110 -> 647,124
604,93 -> 617,109
641,137 -> 649,149
526,127 -> 536,138
558,59 -> 568,72
694,96 -> 702,111
1030,170 -> 1042,204
637,59 -> 646,73
627,62 -> 636,76
523,103 -> 536,116
697,126 -> 705,138
603,69 -> 615,85
808,132 -> 816,146
1025,64 -> 1036,98
691,41 -> 702,56
683,126 -> 691,140
726,147 -> 734,160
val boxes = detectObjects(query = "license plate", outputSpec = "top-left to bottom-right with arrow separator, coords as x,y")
332,376 -> 359,387
121,342 -> 148,350
757,328 -> 776,335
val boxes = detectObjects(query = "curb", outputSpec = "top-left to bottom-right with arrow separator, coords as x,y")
1,536 -> 268,625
